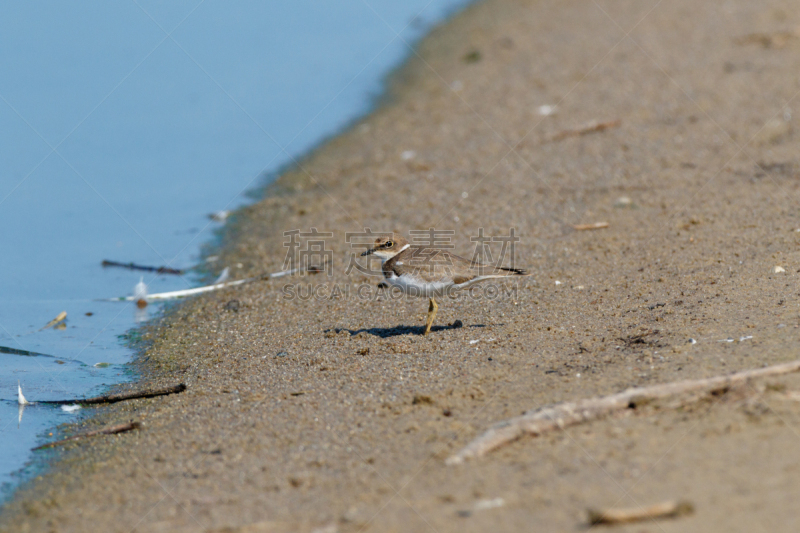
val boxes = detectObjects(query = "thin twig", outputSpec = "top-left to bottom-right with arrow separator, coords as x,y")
37,383 -> 186,406
572,222 -> 609,231
102,260 -> 184,275
549,119 -> 621,142
446,360 -> 800,465
33,421 -> 140,450
588,500 -> 694,525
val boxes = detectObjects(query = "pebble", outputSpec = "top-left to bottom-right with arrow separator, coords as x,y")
614,196 -> 633,208
537,104 -> 557,116
276,351 -> 288,358
474,497 -> 505,511
774,266 -> 786,273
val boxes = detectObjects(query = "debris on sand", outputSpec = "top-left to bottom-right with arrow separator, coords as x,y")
734,29 -> 800,49
35,383 -> 186,406
614,196 -> 634,208
549,119 -> 621,142
34,421 -> 140,450
457,497 -> 506,518
774,265 -> 786,273
474,497 -> 505,511
572,221 -> 609,231
447,359 -> 800,464
588,500 -> 694,525
39,311 -> 67,331
101,260 -> 183,275
537,104 -> 557,116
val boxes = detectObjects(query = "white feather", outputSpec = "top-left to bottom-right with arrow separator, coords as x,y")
18,381 -> 29,406
213,267 -> 230,285
133,277 -> 148,301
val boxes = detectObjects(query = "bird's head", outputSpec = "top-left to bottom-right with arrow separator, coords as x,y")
361,234 -> 409,261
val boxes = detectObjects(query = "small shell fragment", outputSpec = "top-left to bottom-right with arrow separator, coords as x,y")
774,266 -> 786,273
474,498 -> 505,511
614,196 -> 633,208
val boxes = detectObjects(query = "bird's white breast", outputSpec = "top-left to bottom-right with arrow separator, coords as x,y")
385,272 -> 450,298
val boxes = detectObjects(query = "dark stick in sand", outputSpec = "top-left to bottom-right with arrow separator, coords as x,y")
34,422 -> 140,450
447,360 -> 800,464
37,383 -> 186,406
102,260 -> 184,275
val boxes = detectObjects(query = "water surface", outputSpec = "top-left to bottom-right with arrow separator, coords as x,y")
0,0 -> 473,501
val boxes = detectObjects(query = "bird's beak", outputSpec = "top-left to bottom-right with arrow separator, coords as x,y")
361,248 -> 375,257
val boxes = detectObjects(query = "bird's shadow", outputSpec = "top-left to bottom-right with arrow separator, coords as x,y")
330,323 -> 488,338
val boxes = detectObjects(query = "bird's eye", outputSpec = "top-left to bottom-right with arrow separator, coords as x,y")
385,240 -> 394,248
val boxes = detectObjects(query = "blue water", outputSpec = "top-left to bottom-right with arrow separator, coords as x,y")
0,0 -> 473,501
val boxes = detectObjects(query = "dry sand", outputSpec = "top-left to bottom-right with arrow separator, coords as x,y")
4,0 -> 800,531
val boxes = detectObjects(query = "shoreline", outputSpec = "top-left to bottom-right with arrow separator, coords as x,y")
5,0 -> 800,531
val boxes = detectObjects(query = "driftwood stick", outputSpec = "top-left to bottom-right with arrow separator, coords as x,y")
33,421 -> 140,450
588,500 -> 694,525
37,383 -> 186,406
1,345 -> 56,358
446,360 -> 800,465
102,260 -> 184,275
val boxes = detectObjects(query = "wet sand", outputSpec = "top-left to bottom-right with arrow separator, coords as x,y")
4,0 -> 800,531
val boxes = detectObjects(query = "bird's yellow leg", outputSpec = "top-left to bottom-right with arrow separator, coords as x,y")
424,297 -> 438,336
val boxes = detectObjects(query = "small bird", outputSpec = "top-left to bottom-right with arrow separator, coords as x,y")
361,234 -> 527,335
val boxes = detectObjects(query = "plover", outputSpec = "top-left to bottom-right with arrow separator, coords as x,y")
361,234 -> 527,335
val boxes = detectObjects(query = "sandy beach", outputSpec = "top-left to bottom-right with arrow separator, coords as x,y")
4,0 -> 800,531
